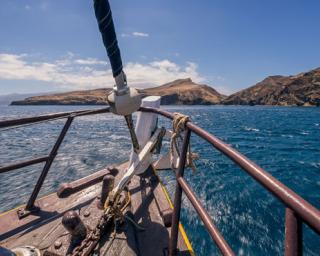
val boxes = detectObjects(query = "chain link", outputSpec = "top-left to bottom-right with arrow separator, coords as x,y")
71,191 -> 129,256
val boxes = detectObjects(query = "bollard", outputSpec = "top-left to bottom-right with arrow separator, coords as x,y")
97,174 -> 115,209
62,211 -> 87,242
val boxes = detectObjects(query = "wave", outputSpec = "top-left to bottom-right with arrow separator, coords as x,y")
244,127 -> 260,132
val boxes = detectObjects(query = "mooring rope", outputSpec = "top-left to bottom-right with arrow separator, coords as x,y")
170,112 -> 198,173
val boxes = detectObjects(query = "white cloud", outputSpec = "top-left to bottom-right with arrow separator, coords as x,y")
132,32 -> 149,37
74,58 -> 106,65
0,53 -> 205,90
121,32 -> 149,38
125,60 -> 204,86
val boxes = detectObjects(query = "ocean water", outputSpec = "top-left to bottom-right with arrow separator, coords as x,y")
0,105 -> 319,255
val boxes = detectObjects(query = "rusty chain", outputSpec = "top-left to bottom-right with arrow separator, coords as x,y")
71,191 -> 129,256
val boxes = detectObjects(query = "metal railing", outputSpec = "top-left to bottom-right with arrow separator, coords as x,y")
0,107 -> 110,215
139,107 -> 320,256
0,106 -> 319,255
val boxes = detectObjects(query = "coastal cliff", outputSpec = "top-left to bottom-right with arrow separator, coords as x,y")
10,68 -> 320,106
223,67 -> 320,106
141,78 -> 225,105
11,89 -> 110,105
11,78 -> 225,105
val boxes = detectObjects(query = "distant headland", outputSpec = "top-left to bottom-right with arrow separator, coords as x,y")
11,67 -> 320,106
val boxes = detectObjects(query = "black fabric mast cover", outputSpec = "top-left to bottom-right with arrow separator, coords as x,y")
94,0 -> 123,77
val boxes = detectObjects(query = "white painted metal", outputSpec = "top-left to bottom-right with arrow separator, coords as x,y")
128,96 -> 161,174
113,128 -> 163,194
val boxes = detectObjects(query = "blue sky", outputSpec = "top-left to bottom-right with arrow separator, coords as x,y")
0,0 -> 319,95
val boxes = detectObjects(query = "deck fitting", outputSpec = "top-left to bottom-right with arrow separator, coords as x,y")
83,210 -> 90,217
56,183 -> 73,198
97,174 -> 114,209
61,211 -> 87,241
54,241 -> 62,249
17,205 -> 40,219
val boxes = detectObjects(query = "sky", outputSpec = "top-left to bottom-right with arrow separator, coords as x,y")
0,0 -> 319,96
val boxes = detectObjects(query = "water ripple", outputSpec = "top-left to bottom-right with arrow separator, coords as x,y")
0,105 -> 319,255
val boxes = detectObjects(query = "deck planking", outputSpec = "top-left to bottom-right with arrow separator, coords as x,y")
0,163 -> 192,255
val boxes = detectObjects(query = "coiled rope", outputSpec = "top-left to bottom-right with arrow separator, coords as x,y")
101,190 -> 145,255
170,112 -> 198,173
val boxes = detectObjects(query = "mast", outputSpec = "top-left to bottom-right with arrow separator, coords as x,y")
93,0 -> 140,151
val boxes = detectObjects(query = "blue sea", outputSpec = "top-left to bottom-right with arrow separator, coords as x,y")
0,105 -> 319,255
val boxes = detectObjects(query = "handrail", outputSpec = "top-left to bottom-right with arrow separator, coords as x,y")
139,106 -> 320,255
178,176 -> 234,255
169,128 -> 234,256
0,107 -> 110,216
0,106 -> 318,255
0,156 -> 49,174
0,107 -> 110,129
25,116 -> 74,211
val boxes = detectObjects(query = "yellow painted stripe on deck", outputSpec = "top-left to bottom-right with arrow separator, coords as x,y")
0,192 -> 54,217
155,171 -> 195,256
1,168 -> 195,255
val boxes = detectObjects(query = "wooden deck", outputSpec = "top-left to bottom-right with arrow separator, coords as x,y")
0,163 -> 193,255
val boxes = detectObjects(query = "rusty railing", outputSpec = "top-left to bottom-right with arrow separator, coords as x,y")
139,107 -> 320,256
0,106 -> 319,255
0,107 -> 110,216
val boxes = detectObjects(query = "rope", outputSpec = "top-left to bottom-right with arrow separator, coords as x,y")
170,112 -> 198,173
71,189 -> 132,255
101,189 -> 145,255
124,215 -> 146,231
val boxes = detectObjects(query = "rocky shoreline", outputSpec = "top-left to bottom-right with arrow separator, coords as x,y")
11,68 -> 320,106
222,67 -> 320,106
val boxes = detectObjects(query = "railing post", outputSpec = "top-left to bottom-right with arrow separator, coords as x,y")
285,208 -> 303,256
169,128 -> 191,256
24,116 -> 74,212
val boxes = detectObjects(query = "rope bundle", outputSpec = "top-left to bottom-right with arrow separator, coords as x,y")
170,112 -> 198,173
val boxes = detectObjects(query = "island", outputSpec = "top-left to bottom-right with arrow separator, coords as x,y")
10,68 -> 320,106
223,67 -> 320,106
11,78 -> 226,106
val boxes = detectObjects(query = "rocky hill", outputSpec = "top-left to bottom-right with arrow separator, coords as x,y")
11,78 -> 226,105
11,89 -> 110,105
141,78 -> 225,105
10,68 -> 320,106
223,67 -> 320,106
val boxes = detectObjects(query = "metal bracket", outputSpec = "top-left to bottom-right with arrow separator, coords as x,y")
17,204 -> 40,219
112,127 -> 166,195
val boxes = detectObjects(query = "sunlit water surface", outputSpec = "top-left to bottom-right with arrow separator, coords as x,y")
0,105 -> 319,255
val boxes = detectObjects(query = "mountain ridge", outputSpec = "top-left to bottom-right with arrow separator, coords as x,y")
10,67 -> 320,106
11,78 -> 225,105
223,67 -> 320,106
